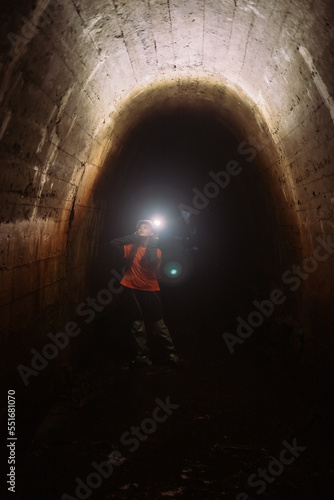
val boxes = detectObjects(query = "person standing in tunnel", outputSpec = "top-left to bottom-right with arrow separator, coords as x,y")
110,220 -> 181,369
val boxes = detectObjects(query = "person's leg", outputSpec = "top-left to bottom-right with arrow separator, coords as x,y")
125,288 -> 152,366
129,320 -> 152,366
146,291 -> 181,367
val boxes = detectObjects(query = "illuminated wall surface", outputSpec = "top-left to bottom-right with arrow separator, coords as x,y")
1,1 -> 334,398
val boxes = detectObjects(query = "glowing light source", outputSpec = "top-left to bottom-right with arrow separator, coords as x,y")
163,261 -> 182,278
151,216 -> 165,231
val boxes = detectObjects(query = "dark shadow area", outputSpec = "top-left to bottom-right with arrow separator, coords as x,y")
7,306 -> 334,499
96,107 -> 281,328
2,108 -> 334,500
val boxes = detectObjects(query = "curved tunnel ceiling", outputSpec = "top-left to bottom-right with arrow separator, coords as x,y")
1,0 -> 334,366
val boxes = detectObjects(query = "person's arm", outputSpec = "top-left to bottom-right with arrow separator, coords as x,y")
109,233 -> 138,258
144,235 -> 160,266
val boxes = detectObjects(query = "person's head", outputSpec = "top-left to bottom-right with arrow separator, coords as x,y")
136,220 -> 155,237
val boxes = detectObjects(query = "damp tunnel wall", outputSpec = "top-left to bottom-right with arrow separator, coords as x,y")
0,0 -> 334,398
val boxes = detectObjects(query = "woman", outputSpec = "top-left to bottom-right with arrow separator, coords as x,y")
110,220 -> 181,368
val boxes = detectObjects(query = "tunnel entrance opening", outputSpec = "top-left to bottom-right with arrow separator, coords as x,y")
97,103 -> 284,341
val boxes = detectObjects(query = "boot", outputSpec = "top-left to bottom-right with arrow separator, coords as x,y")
129,320 -> 152,367
151,319 -> 182,368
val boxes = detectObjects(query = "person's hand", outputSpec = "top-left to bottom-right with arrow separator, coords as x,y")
149,235 -> 159,246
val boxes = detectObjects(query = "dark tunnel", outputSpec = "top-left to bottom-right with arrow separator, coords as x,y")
98,106 -> 280,324
1,0 -> 334,499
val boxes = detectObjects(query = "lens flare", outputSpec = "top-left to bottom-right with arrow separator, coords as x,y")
163,261 -> 182,278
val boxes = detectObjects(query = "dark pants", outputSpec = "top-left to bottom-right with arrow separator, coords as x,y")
123,287 -> 177,360
124,287 -> 164,322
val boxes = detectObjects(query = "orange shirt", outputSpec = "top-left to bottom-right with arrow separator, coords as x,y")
120,244 -> 162,291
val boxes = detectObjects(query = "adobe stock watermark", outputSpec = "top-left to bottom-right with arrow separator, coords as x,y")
177,135 -> 270,217
223,235 -> 334,354
236,438 -> 307,499
61,396 -> 180,500
17,268 -> 124,386
7,0 -> 62,55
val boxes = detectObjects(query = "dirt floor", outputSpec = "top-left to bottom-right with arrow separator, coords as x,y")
8,289 -> 334,500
